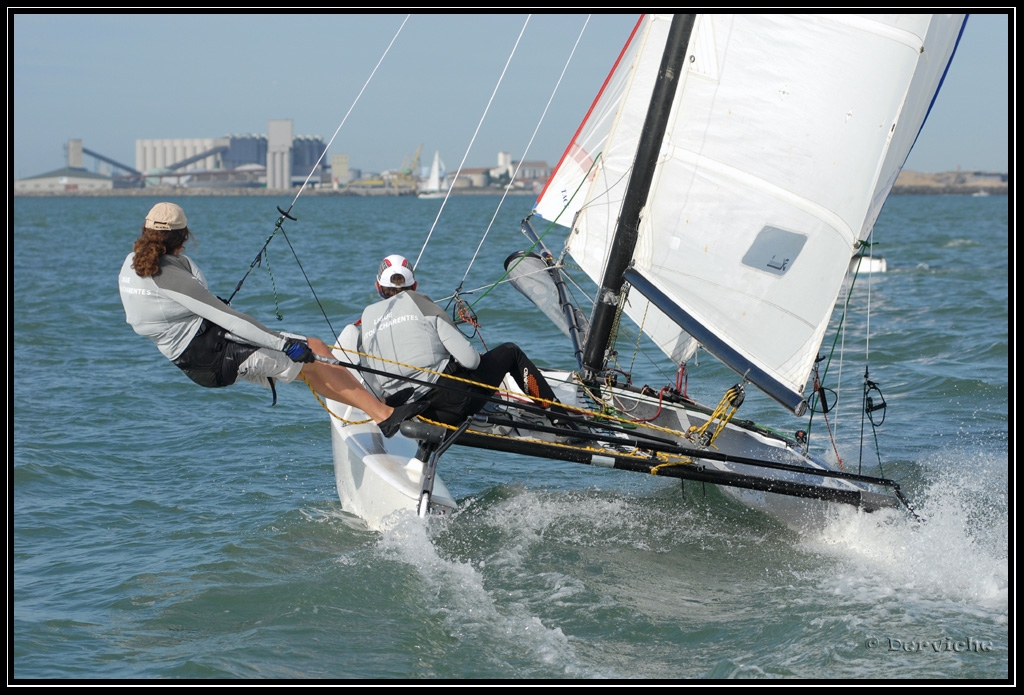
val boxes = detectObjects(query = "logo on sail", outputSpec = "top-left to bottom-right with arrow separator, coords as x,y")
741,226 -> 808,276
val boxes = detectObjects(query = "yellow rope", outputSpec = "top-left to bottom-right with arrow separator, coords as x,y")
312,344 -> 703,452
301,373 -> 373,425
651,458 -> 694,474
302,359 -> 697,472
627,293 -> 650,378
415,412 -> 696,469
687,384 -> 744,449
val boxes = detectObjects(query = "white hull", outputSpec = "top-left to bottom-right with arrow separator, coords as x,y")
587,371 -> 904,526
326,338 -> 456,531
589,376 -> 900,531
327,402 -> 457,532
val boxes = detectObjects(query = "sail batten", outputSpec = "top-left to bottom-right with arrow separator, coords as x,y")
536,13 -> 966,405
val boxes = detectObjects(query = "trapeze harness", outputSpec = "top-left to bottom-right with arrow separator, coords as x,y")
171,318 -> 260,389
119,252 -> 290,403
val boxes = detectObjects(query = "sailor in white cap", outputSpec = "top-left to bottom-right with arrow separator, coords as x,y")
359,254 -> 568,426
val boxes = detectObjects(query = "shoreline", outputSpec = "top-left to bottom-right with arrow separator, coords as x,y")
11,170 -> 1009,199
9,184 -> 1009,199
10,186 -> 541,198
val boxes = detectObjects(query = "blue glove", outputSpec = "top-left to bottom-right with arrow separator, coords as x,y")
284,338 -> 315,363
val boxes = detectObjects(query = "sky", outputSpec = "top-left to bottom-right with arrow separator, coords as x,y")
10,12 -> 1012,181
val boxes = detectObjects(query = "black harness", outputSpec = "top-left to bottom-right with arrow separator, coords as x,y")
172,318 -> 260,389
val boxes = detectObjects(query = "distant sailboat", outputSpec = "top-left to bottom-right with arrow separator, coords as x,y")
418,151 -> 448,199
849,247 -> 888,274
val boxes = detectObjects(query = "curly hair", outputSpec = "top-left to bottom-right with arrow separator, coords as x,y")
131,225 -> 191,277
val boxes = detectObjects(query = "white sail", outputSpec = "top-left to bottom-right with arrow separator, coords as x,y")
533,16 -> 649,229
537,13 -> 965,413
535,16 -> 699,367
419,150 -> 447,198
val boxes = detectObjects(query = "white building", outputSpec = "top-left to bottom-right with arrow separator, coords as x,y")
135,137 -> 228,173
13,167 -> 113,193
14,139 -> 114,192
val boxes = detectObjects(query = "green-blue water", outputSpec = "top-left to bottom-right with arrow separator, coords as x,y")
13,192 -> 1008,680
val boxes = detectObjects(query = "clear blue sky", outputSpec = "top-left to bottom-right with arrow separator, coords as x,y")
11,12 -> 1011,180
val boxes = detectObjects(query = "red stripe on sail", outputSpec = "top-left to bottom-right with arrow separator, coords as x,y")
534,15 -> 646,207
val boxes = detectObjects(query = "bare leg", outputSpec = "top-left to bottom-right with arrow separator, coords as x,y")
301,337 -> 392,423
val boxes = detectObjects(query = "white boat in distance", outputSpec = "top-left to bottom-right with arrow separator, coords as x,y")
326,13 -> 967,532
418,150 -> 448,199
849,248 -> 888,274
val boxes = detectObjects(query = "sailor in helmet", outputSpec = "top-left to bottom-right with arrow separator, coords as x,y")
359,254 -> 567,426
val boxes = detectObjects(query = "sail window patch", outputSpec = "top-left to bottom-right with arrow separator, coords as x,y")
741,226 -> 807,276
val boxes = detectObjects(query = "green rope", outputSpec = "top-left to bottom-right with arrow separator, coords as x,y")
263,245 -> 283,321
468,153 -> 602,310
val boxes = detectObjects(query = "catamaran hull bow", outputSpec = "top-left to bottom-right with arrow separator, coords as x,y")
328,411 -> 458,532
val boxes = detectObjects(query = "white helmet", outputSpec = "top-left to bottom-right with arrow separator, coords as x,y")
376,254 -> 417,297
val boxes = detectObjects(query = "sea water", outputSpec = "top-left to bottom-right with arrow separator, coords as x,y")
12,192 -> 1009,680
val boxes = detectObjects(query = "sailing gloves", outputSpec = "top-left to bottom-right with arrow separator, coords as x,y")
284,338 -> 315,363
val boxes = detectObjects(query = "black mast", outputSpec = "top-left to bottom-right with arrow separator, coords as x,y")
579,14 -> 696,382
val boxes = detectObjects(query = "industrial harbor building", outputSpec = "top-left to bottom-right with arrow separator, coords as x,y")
14,119 -> 557,195
15,120 -> 328,193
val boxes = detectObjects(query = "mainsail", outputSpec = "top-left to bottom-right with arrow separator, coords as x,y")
534,13 -> 966,414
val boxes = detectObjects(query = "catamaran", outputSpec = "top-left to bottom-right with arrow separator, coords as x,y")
323,13 -> 967,532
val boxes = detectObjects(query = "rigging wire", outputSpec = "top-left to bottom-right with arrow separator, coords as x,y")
864,235 -> 875,360
805,232 -> 891,474
413,14 -> 533,272
806,248 -> 862,443
833,269 -> 849,438
285,15 -> 410,218
228,15 -> 411,329
831,233 -> 876,445
857,230 -> 885,476
468,154 -> 599,311
455,15 -> 593,289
